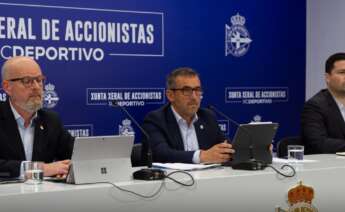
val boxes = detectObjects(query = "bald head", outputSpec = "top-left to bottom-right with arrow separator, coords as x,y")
1,56 -> 42,81
1,56 -> 44,115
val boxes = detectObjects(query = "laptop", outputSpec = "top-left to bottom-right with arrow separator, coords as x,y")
65,135 -> 134,184
224,122 -> 279,167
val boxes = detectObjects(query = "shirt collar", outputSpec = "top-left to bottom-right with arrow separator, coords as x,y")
9,100 -> 37,128
330,92 -> 345,111
170,105 -> 198,125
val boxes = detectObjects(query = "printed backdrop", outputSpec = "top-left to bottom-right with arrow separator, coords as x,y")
0,0 -> 306,148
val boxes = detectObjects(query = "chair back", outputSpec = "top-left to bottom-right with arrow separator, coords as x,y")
131,143 -> 147,167
276,136 -> 303,158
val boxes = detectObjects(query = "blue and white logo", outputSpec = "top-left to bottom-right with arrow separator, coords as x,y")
225,13 -> 252,57
43,83 -> 59,108
0,89 -> 7,102
252,115 -> 262,122
119,119 -> 135,136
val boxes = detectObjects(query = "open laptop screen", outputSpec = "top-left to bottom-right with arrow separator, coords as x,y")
72,135 -> 134,161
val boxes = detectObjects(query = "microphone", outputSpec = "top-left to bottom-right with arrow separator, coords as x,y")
208,105 -> 240,127
109,100 -> 165,180
110,100 -> 151,159
208,104 -> 251,146
208,105 -> 266,170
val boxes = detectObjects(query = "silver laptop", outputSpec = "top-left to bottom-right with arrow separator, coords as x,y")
67,135 -> 134,184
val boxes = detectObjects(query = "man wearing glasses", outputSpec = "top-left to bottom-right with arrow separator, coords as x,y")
142,67 -> 234,164
0,56 -> 74,178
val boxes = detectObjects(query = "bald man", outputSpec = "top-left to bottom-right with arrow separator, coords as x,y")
0,56 -> 74,178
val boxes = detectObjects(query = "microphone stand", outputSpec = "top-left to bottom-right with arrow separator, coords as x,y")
109,101 -> 165,180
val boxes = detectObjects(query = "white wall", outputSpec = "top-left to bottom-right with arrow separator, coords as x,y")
307,0 -> 345,99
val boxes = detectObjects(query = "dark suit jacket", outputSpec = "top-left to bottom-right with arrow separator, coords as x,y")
301,89 -> 345,153
0,100 -> 74,177
142,104 -> 226,163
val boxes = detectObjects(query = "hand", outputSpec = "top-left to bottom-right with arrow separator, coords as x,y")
55,174 -> 67,179
200,141 -> 235,164
42,160 -> 71,177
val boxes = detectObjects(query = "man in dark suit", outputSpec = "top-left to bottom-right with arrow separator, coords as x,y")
301,52 -> 345,153
0,56 -> 74,178
142,67 -> 234,163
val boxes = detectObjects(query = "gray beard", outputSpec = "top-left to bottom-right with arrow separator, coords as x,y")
19,99 -> 43,113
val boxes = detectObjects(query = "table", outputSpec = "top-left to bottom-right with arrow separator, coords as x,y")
0,154 -> 345,212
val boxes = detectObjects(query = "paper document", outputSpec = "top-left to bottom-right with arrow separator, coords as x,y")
336,152 -> 345,156
152,163 -> 221,171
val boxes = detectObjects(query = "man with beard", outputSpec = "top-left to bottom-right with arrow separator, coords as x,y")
0,56 -> 74,178
301,52 -> 345,153
141,67 -> 234,163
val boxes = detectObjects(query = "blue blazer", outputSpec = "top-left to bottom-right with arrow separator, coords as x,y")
0,100 -> 74,177
142,104 -> 226,163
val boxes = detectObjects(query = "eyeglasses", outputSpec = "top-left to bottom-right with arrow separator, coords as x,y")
8,75 -> 46,88
170,86 -> 203,96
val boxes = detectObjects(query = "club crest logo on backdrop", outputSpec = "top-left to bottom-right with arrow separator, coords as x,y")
0,89 -> 6,102
252,115 -> 262,122
119,119 -> 135,136
225,13 -> 252,57
43,83 -> 59,108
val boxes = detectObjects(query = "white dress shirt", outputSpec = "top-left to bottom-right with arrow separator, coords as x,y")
9,101 -> 37,177
171,106 -> 201,163
332,95 -> 345,123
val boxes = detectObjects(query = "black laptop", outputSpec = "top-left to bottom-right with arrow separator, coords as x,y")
0,172 -> 24,184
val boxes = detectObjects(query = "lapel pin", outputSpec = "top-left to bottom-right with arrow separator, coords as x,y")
200,125 -> 204,130
40,125 -> 44,130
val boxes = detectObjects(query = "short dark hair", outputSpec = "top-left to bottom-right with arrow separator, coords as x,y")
166,67 -> 199,89
325,52 -> 345,73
